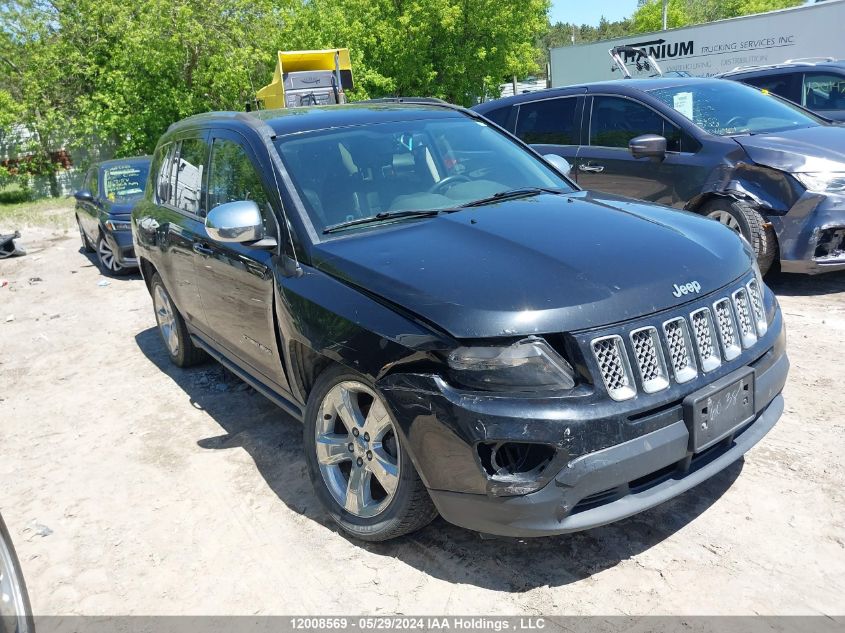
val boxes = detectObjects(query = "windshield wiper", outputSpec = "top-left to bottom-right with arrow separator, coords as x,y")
459,187 -> 565,208
323,209 -> 449,234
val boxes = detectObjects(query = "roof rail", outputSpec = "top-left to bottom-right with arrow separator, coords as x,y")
784,56 -> 836,64
357,97 -> 451,105
166,110 -> 277,140
608,46 -> 664,79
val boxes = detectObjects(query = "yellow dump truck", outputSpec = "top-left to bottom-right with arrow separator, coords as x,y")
255,49 -> 354,109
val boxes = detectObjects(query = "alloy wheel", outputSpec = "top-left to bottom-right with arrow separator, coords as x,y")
153,284 -> 180,357
708,209 -> 742,233
315,381 -> 400,518
97,237 -> 124,273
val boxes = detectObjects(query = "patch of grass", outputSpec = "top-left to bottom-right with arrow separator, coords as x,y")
0,197 -> 76,231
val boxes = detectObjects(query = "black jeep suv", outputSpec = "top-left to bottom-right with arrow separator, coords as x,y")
133,103 -> 787,541
474,77 -> 845,275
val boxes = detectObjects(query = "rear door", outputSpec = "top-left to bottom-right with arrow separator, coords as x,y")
194,130 -> 290,393
512,95 -> 584,173
150,136 -> 210,328
575,94 -> 701,206
800,71 -> 845,120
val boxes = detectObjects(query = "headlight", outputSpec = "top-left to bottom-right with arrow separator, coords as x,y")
794,172 -> 845,194
105,220 -> 132,231
447,336 -> 576,392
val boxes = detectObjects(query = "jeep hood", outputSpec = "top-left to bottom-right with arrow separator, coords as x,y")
311,191 -> 752,339
732,124 -> 845,172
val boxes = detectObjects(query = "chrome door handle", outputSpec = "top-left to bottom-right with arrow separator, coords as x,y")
192,243 -> 213,257
579,163 -> 605,173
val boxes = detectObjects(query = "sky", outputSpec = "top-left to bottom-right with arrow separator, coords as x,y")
549,0 -> 640,26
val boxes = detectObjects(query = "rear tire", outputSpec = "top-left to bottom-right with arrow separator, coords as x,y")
303,365 -> 438,541
150,273 -> 207,367
702,198 -> 778,275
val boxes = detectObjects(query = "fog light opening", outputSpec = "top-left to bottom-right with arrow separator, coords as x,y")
478,441 -> 556,479
814,228 -> 845,260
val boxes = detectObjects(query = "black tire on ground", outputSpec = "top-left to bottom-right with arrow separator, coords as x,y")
701,198 -> 778,275
303,365 -> 438,541
77,216 -> 94,253
149,272 -> 207,367
96,233 -> 132,277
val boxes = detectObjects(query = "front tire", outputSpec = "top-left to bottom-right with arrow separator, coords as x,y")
303,366 -> 437,541
150,273 -> 207,367
702,198 -> 778,274
96,233 -> 130,276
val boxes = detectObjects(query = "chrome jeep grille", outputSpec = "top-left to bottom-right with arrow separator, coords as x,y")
714,298 -> 741,360
690,308 -> 721,372
746,280 -> 767,336
591,335 -> 636,401
732,288 -> 757,348
663,318 -> 697,383
589,277 -> 768,400
629,327 -> 669,393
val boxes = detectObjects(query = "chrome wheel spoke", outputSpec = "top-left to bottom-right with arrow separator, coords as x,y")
368,444 -> 399,496
344,464 -> 372,514
316,433 -> 351,465
334,384 -> 366,432
363,399 -> 392,440
154,286 -> 179,355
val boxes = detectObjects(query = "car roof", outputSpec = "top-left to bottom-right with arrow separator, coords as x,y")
97,156 -> 152,169
167,103 -> 468,140
719,59 -> 845,78
473,77 -> 728,111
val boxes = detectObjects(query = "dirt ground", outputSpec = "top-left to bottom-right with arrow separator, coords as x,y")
1,216 -> 844,617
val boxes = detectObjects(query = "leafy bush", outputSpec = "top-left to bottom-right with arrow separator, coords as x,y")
0,188 -> 34,205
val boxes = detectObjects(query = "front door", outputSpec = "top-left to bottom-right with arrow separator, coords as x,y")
575,95 -> 695,206
514,95 -> 583,173
194,131 -> 290,393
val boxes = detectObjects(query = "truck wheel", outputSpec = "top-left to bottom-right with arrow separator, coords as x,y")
702,198 -> 778,275
150,273 -> 207,367
77,216 -> 94,253
303,365 -> 438,541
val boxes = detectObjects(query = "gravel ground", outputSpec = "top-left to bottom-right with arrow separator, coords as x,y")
0,221 -> 843,617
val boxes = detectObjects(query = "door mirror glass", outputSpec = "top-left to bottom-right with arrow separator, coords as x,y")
74,190 -> 94,202
629,134 -> 667,160
205,200 -> 265,243
542,154 -> 572,176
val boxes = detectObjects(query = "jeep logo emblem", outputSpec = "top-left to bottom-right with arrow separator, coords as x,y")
672,281 -> 702,298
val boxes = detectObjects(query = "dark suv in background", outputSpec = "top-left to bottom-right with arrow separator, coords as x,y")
75,157 -> 151,275
133,103 -> 786,541
474,77 -> 845,275
719,59 -> 845,121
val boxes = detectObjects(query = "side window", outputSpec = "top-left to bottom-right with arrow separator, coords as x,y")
742,73 -> 797,102
515,98 -> 578,145
86,168 -> 98,197
174,138 -> 209,216
207,139 -> 276,238
589,96 -> 664,148
154,142 -> 178,206
481,106 -> 512,129
802,73 -> 845,111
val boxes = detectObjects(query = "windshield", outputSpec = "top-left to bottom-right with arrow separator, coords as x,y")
274,116 -> 574,234
102,162 -> 150,202
649,81 -> 824,136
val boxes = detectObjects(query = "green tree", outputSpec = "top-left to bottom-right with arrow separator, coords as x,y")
631,0 -> 804,33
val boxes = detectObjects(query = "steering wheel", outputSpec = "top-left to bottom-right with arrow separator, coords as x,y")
429,175 -> 471,195
724,116 -> 747,130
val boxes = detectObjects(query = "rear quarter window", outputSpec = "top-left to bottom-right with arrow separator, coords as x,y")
479,106 -> 512,128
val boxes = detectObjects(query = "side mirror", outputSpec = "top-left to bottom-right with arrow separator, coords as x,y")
74,190 -> 93,202
205,200 -> 265,243
542,153 -> 572,177
629,134 -> 667,160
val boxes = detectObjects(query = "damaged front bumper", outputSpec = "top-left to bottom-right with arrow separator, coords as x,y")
378,312 -> 788,537
774,192 -> 845,274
